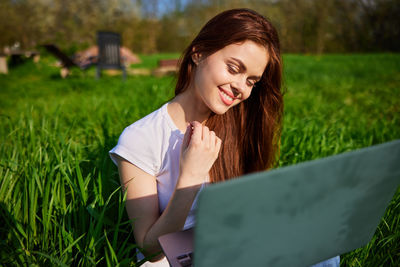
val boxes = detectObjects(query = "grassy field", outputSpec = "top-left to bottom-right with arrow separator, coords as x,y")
0,53 -> 399,266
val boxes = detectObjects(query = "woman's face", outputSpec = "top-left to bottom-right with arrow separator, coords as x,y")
191,40 -> 269,115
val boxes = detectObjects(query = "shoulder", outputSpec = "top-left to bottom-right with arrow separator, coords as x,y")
120,103 -> 175,142
110,103 -> 178,175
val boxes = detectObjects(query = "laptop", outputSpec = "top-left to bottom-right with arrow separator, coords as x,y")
158,140 -> 400,267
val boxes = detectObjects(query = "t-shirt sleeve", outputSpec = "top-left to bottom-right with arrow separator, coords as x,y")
109,124 -> 161,177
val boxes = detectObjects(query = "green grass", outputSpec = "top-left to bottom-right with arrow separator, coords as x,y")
0,53 -> 399,266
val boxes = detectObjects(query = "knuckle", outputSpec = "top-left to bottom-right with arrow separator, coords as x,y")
192,139 -> 201,147
192,122 -> 200,131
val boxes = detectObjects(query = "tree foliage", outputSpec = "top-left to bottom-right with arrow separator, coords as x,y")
0,0 -> 398,54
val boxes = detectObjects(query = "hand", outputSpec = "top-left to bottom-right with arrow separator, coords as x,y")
178,121 -> 222,187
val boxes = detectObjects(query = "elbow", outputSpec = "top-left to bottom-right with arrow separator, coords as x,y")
140,240 -> 164,261
137,231 -> 163,259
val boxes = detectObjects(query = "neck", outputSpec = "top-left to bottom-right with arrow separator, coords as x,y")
168,88 -> 212,133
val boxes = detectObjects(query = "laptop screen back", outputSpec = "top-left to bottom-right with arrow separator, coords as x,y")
194,140 -> 400,267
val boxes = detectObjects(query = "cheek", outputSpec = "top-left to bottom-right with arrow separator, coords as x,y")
220,72 -> 232,83
206,62 -> 230,84
193,67 -> 207,89
195,61 -> 230,90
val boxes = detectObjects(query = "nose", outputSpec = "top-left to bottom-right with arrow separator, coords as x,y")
231,75 -> 251,100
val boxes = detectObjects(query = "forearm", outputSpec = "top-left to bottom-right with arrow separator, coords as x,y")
136,121 -> 221,259
141,177 -> 202,257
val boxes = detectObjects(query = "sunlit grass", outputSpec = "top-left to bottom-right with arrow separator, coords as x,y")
0,53 -> 399,266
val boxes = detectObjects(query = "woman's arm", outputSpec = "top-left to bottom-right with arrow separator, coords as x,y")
116,121 -> 221,261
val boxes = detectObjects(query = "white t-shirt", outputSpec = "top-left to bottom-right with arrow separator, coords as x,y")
109,102 -> 205,231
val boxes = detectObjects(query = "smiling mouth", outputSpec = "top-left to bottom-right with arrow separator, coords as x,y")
218,87 -> 235,105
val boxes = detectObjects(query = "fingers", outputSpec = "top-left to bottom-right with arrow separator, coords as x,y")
190,121 -> 202,145
202,125 -> 210,148
209,130 -> 216,150
187,121 -> 221,154
179,121 -> 222,181
188,121 -> 212,148
215,136 -> 222,156
209,130 -> 222,159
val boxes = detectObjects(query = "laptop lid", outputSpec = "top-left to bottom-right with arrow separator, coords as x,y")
194,140 -> 400,267
158,228 -> 194,267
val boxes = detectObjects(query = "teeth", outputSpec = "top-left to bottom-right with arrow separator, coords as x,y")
221,91 -> 233,101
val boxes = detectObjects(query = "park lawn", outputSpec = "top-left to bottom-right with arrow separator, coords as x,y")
0,53 -> 399,266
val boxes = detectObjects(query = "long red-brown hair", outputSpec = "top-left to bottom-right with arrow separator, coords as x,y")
175,8 -> 284,183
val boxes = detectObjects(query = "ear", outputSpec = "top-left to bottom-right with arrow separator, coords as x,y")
191,52 -> 201,65
191,47 -> 201,65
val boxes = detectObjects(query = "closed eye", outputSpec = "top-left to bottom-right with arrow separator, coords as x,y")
227,60 -> 259,88
227,64 -> 239,74
246,79 -> 257,87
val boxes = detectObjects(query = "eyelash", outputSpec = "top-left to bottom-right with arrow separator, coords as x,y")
227,64 -> 239,74
247,80 -> 256,87
227,64 -> 256,87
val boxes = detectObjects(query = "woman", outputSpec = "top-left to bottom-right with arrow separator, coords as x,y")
110,8 -> 339,266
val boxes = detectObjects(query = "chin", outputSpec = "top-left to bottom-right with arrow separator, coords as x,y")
211,104 -> 233,115
207,98 -> 241,116
213,110 -> 227,115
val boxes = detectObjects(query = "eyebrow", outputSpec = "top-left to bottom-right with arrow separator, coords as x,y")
229,57 -> 262,80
